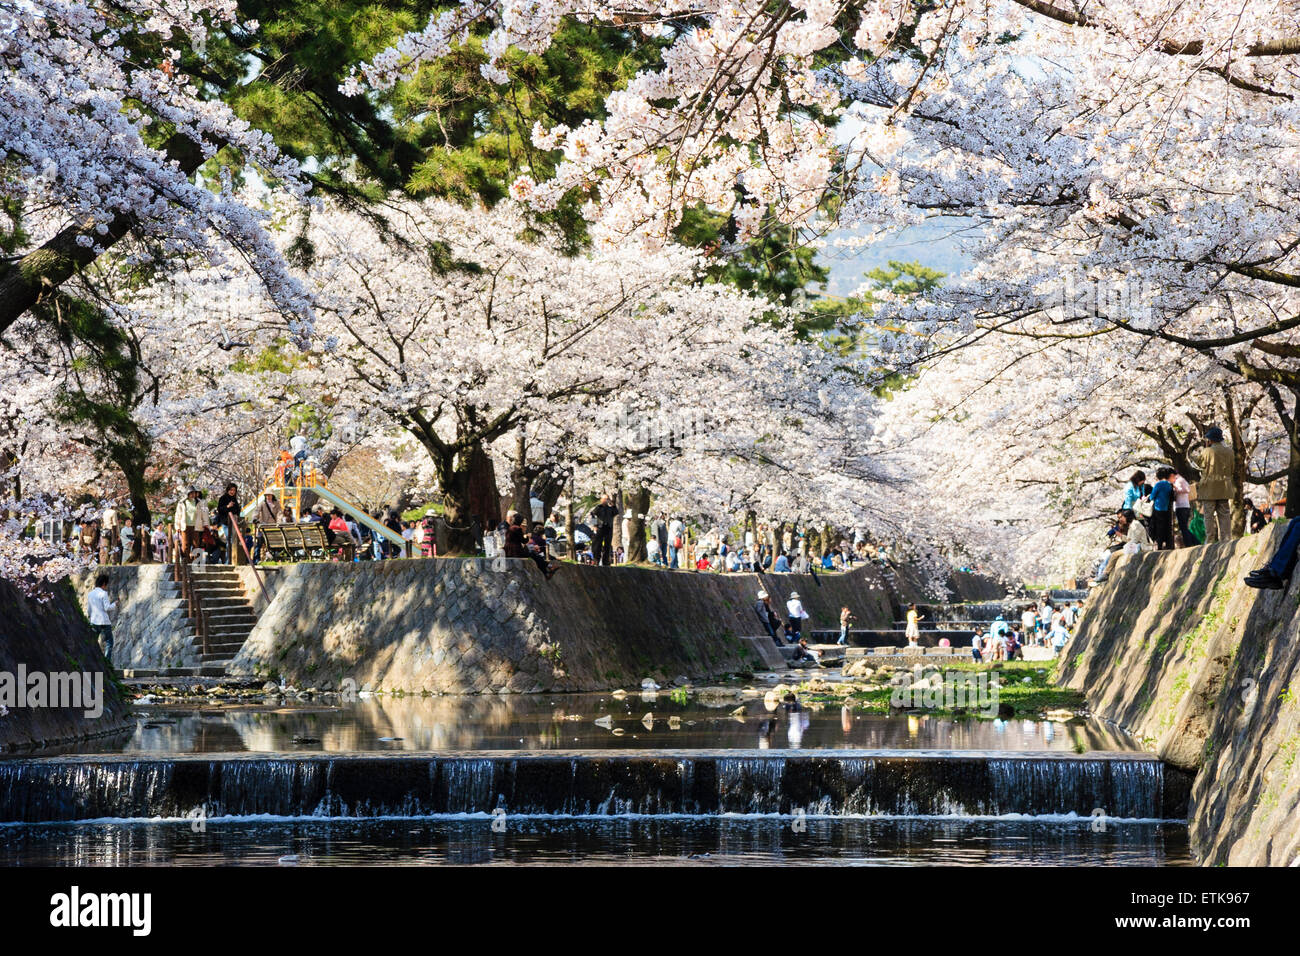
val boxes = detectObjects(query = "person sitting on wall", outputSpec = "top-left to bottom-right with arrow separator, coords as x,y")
1244,517 -> 1300,590
526,522 -> 558,579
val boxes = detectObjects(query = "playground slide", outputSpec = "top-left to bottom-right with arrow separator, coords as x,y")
310,485 -> 408,551
239,482 -> 408,552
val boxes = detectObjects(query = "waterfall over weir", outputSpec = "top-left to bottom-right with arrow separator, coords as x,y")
0,751 -> 1191,824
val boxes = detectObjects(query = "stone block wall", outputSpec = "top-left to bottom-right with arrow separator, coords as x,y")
0,579 -> 132,750
225,559 -> 898,694
1057,524 -> 1300,866
71,565 -> 200,670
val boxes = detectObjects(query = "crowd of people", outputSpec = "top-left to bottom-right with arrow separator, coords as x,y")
62,444 -> 920,583
971,600 -> 1083,662
1090,426 -> 1283,585
67,483 -> 428,569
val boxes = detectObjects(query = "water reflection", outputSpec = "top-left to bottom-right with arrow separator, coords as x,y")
28,694 -> 1141,756
0,817 -> 1192,867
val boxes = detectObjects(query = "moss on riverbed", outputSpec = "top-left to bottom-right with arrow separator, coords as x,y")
796,660 -> 1088,718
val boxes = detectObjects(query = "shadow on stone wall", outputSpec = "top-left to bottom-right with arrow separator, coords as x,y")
0,579 -> 132,750
1058,525 -> 1300,866
222,560 -> 909,694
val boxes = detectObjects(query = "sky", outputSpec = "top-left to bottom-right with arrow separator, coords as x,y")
818,217 -> 977,297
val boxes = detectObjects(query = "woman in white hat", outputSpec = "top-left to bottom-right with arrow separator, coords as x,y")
786,590 -> 808,642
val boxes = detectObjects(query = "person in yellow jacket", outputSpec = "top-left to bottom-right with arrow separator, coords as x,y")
1195,427 -> 1235,544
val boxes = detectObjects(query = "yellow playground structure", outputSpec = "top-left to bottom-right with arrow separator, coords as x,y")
240,453 -> 410,556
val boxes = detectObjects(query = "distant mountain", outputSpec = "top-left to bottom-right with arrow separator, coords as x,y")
817,217 -> 978,297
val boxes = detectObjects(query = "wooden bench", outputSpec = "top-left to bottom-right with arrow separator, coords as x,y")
258,522 -> 354,562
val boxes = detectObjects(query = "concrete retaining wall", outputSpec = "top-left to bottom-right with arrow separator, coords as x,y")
1058,524 -> 1300,866
71,565 -> 200,670
225,560 -> 898,694
0,579 -> 132,750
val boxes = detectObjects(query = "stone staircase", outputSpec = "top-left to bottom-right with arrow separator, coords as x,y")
122,565 -> 260,679
186,566 -> 259,668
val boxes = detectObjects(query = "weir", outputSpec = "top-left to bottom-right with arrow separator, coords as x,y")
0,751 -> 1192,823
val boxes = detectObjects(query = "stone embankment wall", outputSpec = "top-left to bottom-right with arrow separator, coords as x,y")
888,564 -> 1007,607
227,560 -> 899,693
0,579 -> 132,750
71,565 -> 200,670
1058,523 -> 1299,866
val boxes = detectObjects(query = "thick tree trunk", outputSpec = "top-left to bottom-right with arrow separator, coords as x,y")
625,486 -> 650,563
110,445 -> 152,564
466,442 -> 501,531
1286,439 -> 1300,519
564,479 -> 576,559
437,467 -> 478,555
611,488 -> 624,556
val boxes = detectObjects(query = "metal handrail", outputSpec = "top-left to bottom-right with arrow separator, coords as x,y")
171,532 -> 209,656
229,514 -> 271,608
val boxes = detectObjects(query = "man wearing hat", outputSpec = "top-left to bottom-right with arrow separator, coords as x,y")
785,590 -> 809,643
1195,426 -> 1235,544
753,590 -> 785,643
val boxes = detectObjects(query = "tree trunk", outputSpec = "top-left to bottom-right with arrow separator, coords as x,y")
534,469 -> 568,518
1286,389 -> 1300,519
611,487 -> 624,556
1224,387 -> 1248,537
111,445 -> 152,564
564,476 -> 576,559
625,486 -> 650,563
437,467 -> 478,555
466,442 -> 501,531
510,430 -> 531,520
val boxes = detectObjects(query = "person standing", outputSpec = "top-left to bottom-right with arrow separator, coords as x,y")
256,492 -> 283,527
288,432 -> 310,480
1020,604 -> 1037,639
118,517 -> 135,565
215,483 -> 241,563
1195,427 -> 1235,544
651,513 -> 669,568
591,494 -> 617,566
1149,467 -> 1175,549
1050,620 -> 1071,656
754,590 -> 784,642
1171,467 -> 1193,546
971,631 -> 984,663
785,590 -> 809,643
100,503 -> 119,565
905,603 -> 921,646
838,606 -> 854,646
667,516 -> 684,569
173,489 -> 209,564
86,573 -> 117,664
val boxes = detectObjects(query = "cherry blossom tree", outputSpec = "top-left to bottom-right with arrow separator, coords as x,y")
0,0 -> 313,336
